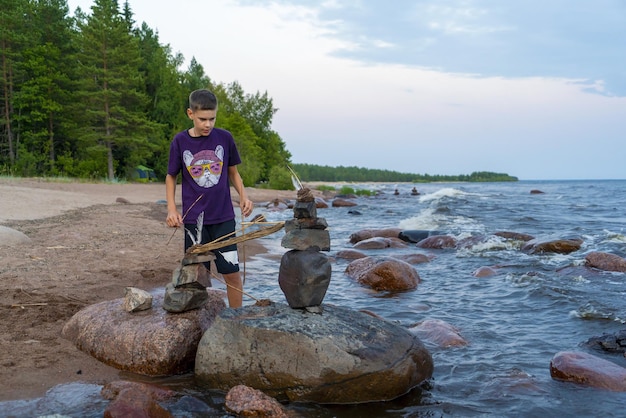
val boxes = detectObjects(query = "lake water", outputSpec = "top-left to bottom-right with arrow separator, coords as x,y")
2,180 -> 625,417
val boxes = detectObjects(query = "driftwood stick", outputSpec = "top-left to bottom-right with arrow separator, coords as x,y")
11,303 -> 48,308
165,194 -> 204,246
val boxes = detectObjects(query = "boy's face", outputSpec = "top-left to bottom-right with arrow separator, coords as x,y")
187,108 -> 217,137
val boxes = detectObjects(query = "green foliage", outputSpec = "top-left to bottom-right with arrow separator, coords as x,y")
0,0 -> 291,185
337,185 -> 374,196
315,185 -> 336,191
268,166 -> 295,190
293,163 -> 518,183
56,147 -> 109,179
339,186 -> 355,195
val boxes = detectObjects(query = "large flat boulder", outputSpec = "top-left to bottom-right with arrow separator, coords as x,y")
195,303 -> 433,404
62,291 -> 226,376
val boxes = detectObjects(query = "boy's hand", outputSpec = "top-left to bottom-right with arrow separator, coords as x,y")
166,210 -> 183,227
240,198 -> 253,218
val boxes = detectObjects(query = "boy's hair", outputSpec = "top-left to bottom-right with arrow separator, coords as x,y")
188,89 -> 218,111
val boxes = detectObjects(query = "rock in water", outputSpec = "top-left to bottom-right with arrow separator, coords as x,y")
195,303 -> 433,403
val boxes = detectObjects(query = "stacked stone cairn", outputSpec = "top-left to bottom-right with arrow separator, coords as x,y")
162,251 -> 214,313
279,187 -> 332,312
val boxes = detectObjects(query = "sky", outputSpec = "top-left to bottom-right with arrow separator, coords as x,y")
66,0 -> 626,180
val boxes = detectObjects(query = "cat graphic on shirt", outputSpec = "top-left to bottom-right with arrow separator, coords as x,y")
183,146 -> 224,188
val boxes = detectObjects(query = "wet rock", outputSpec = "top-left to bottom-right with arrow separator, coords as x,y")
103,385 -> 172,418
530,189 -> 545,194
473,266 -> 498,277
416,235 -> 458,249
123,287 -> 153,312
408,319 -> 468,348
585,251 -> 626,273
584,329 -> 626,354
62,292 -> 225,376
101,381 -> 174,401
456,235 -> 495,250
398,230 -> 441,243
195,303 -> 433,404
335,249 -> 367,260
332,198 -> 357,207
522,237 -> 583,254
345,256 -> 420,291
494,231 -> 535,242
265,199 -> 290,211
314,197 -> 329,208
278,249 -> 332,308
225,385 -> 288,417
392,253 -> 432,265
353,237 -> 395,250
550,351 -> 626,391
349,228 -> 403,244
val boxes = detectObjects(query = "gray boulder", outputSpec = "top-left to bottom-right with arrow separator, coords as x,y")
278,249 -> 331,308
62,291 -> 226,376
195,303 -> 433,404
0,225 -> 31,246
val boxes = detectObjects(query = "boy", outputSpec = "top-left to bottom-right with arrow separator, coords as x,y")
165,89 -> 253,308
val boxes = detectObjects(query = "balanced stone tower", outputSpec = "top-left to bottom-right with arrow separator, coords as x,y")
278,187 -> 331,311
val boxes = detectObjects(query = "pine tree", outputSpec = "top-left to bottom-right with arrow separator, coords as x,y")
14,0 -> 76,175
74,0 -> 159,180
0,0 -> 32,169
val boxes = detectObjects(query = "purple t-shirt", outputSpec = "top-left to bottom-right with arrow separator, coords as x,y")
167,128 -> 242,224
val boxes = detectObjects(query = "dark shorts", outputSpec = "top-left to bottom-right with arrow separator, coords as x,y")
184,219 -> 240,275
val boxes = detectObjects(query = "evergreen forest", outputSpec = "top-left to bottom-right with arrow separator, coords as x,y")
0,0 -> 291,186
0,0 -> 517,188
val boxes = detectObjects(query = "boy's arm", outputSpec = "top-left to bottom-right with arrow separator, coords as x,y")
228,166 -> 253,218
165,174 -> 183,227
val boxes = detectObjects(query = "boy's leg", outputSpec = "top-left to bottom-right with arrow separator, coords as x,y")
210,220 -> 243,308
222,272 -> 243,308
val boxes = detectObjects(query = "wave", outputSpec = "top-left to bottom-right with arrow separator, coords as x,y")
398,207 -> 485,234
418,187 -> 480,203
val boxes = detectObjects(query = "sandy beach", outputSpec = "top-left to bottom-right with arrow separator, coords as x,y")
0,177 -> 310,401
